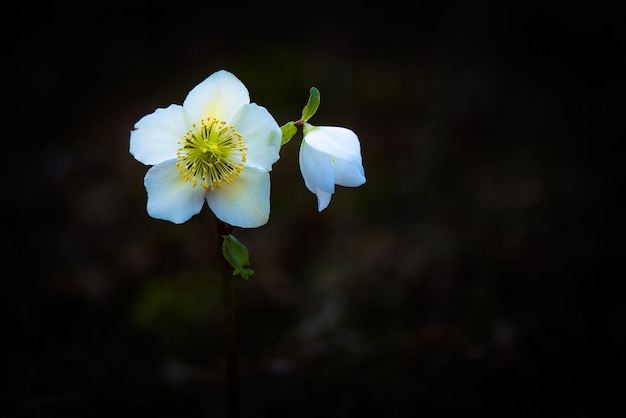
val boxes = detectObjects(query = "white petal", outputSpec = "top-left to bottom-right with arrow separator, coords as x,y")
206,166 -> 271,228
332,155 -> 366,187
304,126 -> 362,160
230,103 -> 281,171
183,70 -> 250,124
130,104 -> 190,165
314,190 -> 332,212
144,159 -> 206,224
299,140 -> 335,211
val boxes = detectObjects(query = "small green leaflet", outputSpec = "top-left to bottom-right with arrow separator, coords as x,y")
221,234 -> 254,279
301,87 -> 320,123
280,121 -> 297,145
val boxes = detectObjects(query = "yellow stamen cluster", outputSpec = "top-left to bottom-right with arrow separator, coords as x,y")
176,118 -> 247,190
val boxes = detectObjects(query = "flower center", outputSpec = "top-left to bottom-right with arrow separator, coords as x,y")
176,118 -> 247,190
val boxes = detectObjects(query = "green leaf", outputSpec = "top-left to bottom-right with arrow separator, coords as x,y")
280,121 -> 297,145
301,87 -> 320,122
221,234 -> 254,279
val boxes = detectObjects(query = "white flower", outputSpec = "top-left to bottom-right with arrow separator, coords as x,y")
298,124 -> 366,211
130,70 -> 282,228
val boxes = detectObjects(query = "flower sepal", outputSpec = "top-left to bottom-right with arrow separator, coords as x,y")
222,234 -> 254,279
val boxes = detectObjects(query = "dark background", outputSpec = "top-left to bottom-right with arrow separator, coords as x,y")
6,1 -> 623,417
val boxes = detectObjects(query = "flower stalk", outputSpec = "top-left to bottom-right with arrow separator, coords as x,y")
216,218 -> 240,418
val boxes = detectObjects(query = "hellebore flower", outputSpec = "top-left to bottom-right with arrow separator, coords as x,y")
299,124 -> 366,211
130,70 -> 282,228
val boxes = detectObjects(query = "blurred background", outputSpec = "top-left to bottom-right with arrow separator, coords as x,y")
6,1 -> 623,417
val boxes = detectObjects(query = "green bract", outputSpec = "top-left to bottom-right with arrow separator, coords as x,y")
280,121 -> 297,145
222,234 -> 254,279
301,87 -> 320,122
